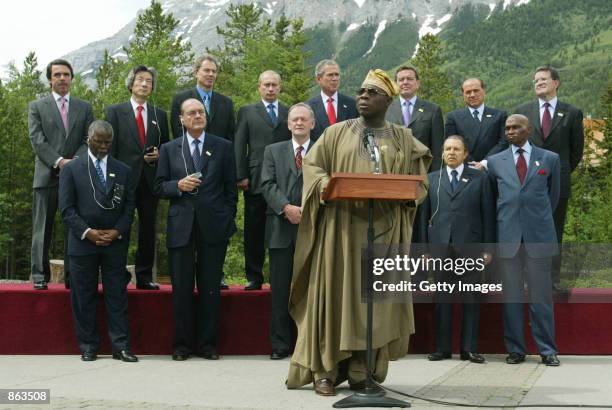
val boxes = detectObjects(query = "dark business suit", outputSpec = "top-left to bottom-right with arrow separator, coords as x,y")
105,102 -> 169,285
306,92 -> 357,142
155,132 -> 237,355
514,100 -> 584,282
487,145 -> 560,356
29,94 -> 94,283
445,106 -> 508,162
170,88 -> 235,141
386,97 -> 444,170
260,140 -> 308,351
59,154 -> 135,354
234,101 -> 291,284
417,166 -> 495,354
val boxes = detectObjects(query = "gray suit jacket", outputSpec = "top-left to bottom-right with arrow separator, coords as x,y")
514,100 -> 584,199
234,102 -> 291,195
260,140 -> 309,249
487,146 -> 560,258
386,97 -> 444,170
29,94 -> 94,188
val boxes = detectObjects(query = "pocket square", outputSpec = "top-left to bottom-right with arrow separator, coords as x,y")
538,169 -> 547,175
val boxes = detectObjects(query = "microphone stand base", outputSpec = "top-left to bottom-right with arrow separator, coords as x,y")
333,385 -> 410,408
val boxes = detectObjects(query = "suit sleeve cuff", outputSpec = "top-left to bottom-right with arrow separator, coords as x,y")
81,228 -> 91,240
54,157 -> 64,168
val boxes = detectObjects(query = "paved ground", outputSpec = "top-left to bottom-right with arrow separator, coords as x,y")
1,354 -> 611,409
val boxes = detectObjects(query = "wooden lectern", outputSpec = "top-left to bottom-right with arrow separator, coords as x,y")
323,172 -> 424,409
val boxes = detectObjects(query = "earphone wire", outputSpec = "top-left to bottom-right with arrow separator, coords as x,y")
428,154 -> 445,227
87,155 -> 115,210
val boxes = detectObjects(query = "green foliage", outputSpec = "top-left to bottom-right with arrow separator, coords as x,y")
410,34 -> 454,113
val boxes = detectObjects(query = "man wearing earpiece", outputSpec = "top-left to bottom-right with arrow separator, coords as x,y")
416,135 -> 495,364
105,65 -> 169,290
155,98 -> 237,361
59,120 -> 137,362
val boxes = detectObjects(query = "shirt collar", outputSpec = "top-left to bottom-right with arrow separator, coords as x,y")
539,96 -> 557,110
400,95 -> 417,106
186,131 -> 206,147
469,103 -> 485,114
512,140 -> 532,155
446,163 -> 464,179
53,91 -> 70,102
262,100 -> 278,109
196,85 -> 213,100
130,98 -> 147,112
88,149 -> 107,164
320,90 -> 338,103
292,138 -> 310,154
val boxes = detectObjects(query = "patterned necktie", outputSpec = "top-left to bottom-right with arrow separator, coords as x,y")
267,103 -> 277,125
204,94 -> 210,114
136,105 -> 145,147
542,102 -> 551,139
450,169 -> 459,192
516,148 -> 527,184
95,159 -> 106,191
192,139 -> 202,171
326,98 -> 336,125
295,146 -> 303,171
60,97 -> 68,131
403,101 -> 411,126
472,109 -> 480,123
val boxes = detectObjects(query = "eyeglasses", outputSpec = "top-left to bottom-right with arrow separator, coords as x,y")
357,87 -> 387,97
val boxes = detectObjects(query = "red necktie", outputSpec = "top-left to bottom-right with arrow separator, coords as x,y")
136,105 -> 145,147
295,146 -> 303,170
541,102 -> 551,139
516,148 -> 527,184
326,98 -> 336,125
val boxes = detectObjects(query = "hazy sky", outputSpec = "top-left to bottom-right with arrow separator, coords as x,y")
0,0 -> 149,76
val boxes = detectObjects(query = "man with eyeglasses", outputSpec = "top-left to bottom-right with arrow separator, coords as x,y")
105,65 -> 169,290
515,66 -> 584,291
155,98 -> 237,361
286,69 -> 431,396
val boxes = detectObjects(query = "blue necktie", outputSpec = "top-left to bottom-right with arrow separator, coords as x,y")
472,109 -> 480,123
267,103 -> 277,125
450,169 -> 459,192
203,94 -> 210,114
192,139 -> 202,171
95,159 -> 106,191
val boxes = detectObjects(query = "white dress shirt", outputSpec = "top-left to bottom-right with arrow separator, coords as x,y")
512,141 -> 532,167
539,96 -> 557,124
321,91 -> 338,116
130,98 -> 148,134
446,163 -> 465,182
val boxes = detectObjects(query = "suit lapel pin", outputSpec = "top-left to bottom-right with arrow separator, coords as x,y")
152,120 -> 157,125
461,178 -> 468,183
486,114 -> 492,118
109,173 -> 115,178
557,112 -> 564,117
343,104 -> 348,109
535,161 -> 540,167
418,108 -> 424,112
205,150 -> 212,156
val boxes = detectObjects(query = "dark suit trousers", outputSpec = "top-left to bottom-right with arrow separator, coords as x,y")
433,269 -> 481,353
169,224 -> 227,354
501,252 -> 557,356
134,175 -> 158,284
244,193 -> 267,283
31,186 -> 70,283
551,197 -> 568,284
269,245 -> 295,351
70,251 -> 129,353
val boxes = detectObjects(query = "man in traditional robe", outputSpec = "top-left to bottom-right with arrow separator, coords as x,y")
286,69 -> 431,396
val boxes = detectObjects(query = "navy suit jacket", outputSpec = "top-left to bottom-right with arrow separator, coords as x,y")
105,101 -> 169,189
445,106 -> 508,162
306,92 -> 358,142
487,146 -> 560,258
154,133 -> 237,248
170,88 -> 235,141
514,100 -> 584,198
417,166 -> 495,257
59,155 -> 135,256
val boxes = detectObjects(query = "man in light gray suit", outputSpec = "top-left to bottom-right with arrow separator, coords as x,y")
386,65 -> 444,170
487,114 -> 561,367
29,59 -> 94,290
260,102 -> 312,360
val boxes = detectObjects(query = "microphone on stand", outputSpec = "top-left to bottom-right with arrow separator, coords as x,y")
363,128 -> 381,174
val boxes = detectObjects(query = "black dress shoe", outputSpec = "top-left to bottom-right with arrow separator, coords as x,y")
81,351 -> 97,361
220,279 -> 229,290
270,349 -> 290,360
427,352 -> 451,361
506,352 -> 526,364
172,352 -> 190,361
33,281 -> 48,290
460,351 -> 485,363
136,281 -> 160,290
244,280 -> 262,290
200,350 -> 220,360
112,350 -> 138,362
541,354 -> 560,366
